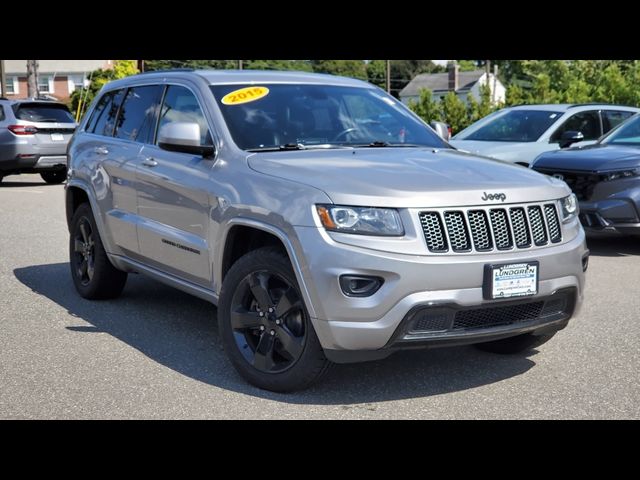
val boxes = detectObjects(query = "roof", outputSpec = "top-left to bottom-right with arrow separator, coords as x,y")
506,103 -> 640,112
4,60 -> 111,75
112,69 -> 372,88
399,70 -> 486,97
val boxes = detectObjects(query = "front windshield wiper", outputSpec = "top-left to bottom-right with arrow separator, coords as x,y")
348,141 -> 428,148
246,143 -> 306,152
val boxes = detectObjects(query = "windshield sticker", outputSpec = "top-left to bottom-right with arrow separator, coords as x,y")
549,113 -> 558,118
221,86 -> 270,105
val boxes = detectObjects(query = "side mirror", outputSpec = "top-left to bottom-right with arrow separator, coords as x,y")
158,122 -> 215,157
559,130 -> 584,149
430,121 -> 451,141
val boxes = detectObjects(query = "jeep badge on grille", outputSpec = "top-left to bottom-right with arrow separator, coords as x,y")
481,192 -> 507,202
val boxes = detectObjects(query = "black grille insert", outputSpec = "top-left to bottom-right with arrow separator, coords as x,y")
444,211 -> 471,251
419,212 -> 448,252
453,301 -> 543,330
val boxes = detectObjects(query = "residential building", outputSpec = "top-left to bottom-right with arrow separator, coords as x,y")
1,60 -> 112,101
400,62 -> 506,106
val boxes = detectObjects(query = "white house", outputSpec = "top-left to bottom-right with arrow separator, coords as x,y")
400,62 -> 506,106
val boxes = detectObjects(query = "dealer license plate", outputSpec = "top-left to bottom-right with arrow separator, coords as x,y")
51,133 -> 64,141
484,262 -> 538,300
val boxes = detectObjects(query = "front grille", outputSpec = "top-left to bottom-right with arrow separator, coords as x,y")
544,204 -> 562,243
443,211 -> 470,251
420,203 -> 561,253
412,311 -> 450,332
453,301 -> 544,330
534,169 -> 600,201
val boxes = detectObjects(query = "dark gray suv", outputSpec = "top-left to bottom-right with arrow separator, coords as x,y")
0,97 -> 77,184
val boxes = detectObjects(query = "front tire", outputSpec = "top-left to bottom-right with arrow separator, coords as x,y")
41,170 -> 66,184
69,203 -> 127,299
474,332 -> 556,354
218,247 -> 332,392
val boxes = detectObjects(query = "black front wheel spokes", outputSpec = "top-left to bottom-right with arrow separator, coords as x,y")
74,218 -> 95,286
232,271 -> 307,374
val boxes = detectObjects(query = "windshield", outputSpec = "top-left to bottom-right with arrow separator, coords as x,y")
13,103 -> 75,123
601,114 -> 640,146
210,84 -> 448,151
455,109 -> 562,142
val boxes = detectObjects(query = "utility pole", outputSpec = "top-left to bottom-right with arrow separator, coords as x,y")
386,60 -> 391,94
238,60 -> 243,70
0,60 -> 6,97
27,60 -> 39,98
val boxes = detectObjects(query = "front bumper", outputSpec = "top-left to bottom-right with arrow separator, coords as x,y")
294,225 -> 587,355
580,197 -> 640,235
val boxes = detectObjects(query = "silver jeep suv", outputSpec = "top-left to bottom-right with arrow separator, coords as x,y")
66,70 -> 588,391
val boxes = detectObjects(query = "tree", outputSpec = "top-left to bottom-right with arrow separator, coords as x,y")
70,60 -> 139,121
440,92 -> 468,134
457,60 -> 477,72
408,88 -> 442,123
366,60 -> 386,88
389,60 -> 443,98
145,59 -> 236,70
243,60 -> 313,72
310,60 -> 367,80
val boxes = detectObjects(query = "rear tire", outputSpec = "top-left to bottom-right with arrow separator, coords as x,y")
69,203 -> 127,299
41,170 -> 66,184
474,332 -> 556,354
218,247 -> 332,392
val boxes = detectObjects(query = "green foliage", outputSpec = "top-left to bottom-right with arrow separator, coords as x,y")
366,60 -> 386,88
408,88 -> 442,123
457,60 -> 477,72
70,60 -> 139,121
440,92 -> 468,134
309,60 -> 368,80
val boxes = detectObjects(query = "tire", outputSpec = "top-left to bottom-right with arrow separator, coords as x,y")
40,170 -> 66,184
0,175 -> 3,184
69,203 -> 127,299
218,247 -> 332,392
474,332 -> 556,354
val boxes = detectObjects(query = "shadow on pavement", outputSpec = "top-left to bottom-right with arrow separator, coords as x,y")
0,180 -> 54,187
586,235 -> 640,257
14,262 -> 537,404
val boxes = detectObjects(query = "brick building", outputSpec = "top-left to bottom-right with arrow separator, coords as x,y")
1,60 -> 112,101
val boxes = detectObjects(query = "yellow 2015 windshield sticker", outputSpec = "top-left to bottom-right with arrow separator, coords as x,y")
221,86 -> 269,105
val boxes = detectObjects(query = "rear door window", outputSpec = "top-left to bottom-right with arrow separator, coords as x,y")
114,85 -> 164,144
87,89 -> 126,137
602,110 -> 635,133
550,110 -> 602,142
13,103 -> 75,123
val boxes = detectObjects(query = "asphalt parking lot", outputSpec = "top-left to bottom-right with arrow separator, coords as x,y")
1,175 -> 639,419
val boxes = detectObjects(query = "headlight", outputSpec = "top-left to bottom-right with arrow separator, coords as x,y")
316,205 -> 404,236
561,194 -> 579,220
602,168 -> 640,182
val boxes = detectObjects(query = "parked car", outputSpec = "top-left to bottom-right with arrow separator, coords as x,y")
65,70 -> 588,392
532,112 -> 640,236
0,97 -> 77,184
450,104 -> 640,166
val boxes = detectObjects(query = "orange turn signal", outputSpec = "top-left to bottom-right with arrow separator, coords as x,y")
316,206 -> 336,229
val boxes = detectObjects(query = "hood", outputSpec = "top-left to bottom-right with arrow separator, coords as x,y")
533,144 -> 640,172
247,147 -> 569,208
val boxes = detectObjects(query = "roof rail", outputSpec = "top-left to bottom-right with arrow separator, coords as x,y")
137,68 -> 196,75
566,103 -> 635,108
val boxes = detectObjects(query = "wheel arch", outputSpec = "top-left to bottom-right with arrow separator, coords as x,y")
215,218 -> 318,319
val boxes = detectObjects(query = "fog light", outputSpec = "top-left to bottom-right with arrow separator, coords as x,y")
339,275 -> 383,297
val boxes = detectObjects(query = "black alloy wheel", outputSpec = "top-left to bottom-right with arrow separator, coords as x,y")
230,270 -> 306,373
72,216 -> 96,286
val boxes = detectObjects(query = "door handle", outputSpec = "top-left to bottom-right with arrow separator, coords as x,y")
94,146 -> 109,155
141,157 -> 158,167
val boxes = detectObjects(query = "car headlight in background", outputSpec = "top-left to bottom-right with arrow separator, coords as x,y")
316,205 -> 404,236
561,194 -> 579,221
601,167 -> 640,182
